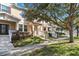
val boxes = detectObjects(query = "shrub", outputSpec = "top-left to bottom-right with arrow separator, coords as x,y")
11,31 -> 32,43
31,36 -> 44,44
12,36 -> 44,47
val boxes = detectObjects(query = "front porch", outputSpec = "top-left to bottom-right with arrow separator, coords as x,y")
26,21 -> 48,37
0,20 -> 17,35
0,20 -> 17,55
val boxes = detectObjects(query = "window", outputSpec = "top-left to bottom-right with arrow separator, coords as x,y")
0,14 -> 4,19
24,25 -> 27,32
0,24 -> 9,35
0,4 -> 1,11
1,5 -> 11,13
19,24 -> 23,31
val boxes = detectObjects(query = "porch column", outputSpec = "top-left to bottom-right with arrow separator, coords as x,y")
23,19 -> 25,32
16,23 -> 19,30
23,24 -> 24,32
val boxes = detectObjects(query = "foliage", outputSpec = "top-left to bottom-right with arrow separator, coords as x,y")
11,31 -> 32,43
24,3 -> 79,42
31,36 -> 44,44
12,36 -> 44,47
24,3 -> 79,28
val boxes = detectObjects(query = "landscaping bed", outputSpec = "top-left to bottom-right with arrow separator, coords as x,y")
12,36 -> 44,47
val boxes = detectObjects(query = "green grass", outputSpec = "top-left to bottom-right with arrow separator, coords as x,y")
13,36 -> 44,47
23,40 -> 79,56
48,37 -> 54,40
74,36 -> 79,39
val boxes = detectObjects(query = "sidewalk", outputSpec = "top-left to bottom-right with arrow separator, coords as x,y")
5,37 -> 68,56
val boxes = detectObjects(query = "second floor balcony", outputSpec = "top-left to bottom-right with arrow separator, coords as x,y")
0,12 -> 20,22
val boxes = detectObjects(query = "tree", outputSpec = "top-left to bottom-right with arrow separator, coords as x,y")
24,3 -> 79,43
74,17 -> 79,37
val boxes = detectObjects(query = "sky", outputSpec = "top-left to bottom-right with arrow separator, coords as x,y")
17,3 -> 34,9
17,3 -> 25,9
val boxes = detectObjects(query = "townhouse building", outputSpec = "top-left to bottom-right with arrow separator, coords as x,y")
0,3 -> 25,41
0,3 -> 49,42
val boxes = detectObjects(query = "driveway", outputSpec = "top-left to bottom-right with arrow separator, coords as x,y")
0,35 -> 14,56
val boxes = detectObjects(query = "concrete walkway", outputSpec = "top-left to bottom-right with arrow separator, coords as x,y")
6,37 -> 68,56
0,35 -> 14,56
1,37 -> 68,56
9,44 -> 45,56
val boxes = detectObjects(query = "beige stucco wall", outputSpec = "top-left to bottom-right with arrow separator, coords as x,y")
11,8 -> 23,20
26,21 -> 48,36
11,7 -> 25,30
0,20 -> 16,30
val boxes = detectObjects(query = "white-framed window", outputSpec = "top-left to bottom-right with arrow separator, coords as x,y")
19,24 -> 23,31
0,24 -> 9,35
24,25 -> 27,32
1,5 -> 11,13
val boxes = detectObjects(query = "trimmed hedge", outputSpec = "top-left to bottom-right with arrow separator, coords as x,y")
11,31 -> 32,43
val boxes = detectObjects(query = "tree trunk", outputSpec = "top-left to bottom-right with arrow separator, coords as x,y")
29,22 -> 33,36
69,22 -> 74,43
76,26 -> 79,37
68,3 -> 76,43
69,30 -> 73,43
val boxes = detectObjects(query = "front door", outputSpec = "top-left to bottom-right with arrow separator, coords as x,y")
0,24 -> 9,35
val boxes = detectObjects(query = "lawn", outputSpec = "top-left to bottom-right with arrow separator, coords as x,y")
12,36 -> 44,47
23,39 -> 79,56
74,36 -> 79,39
